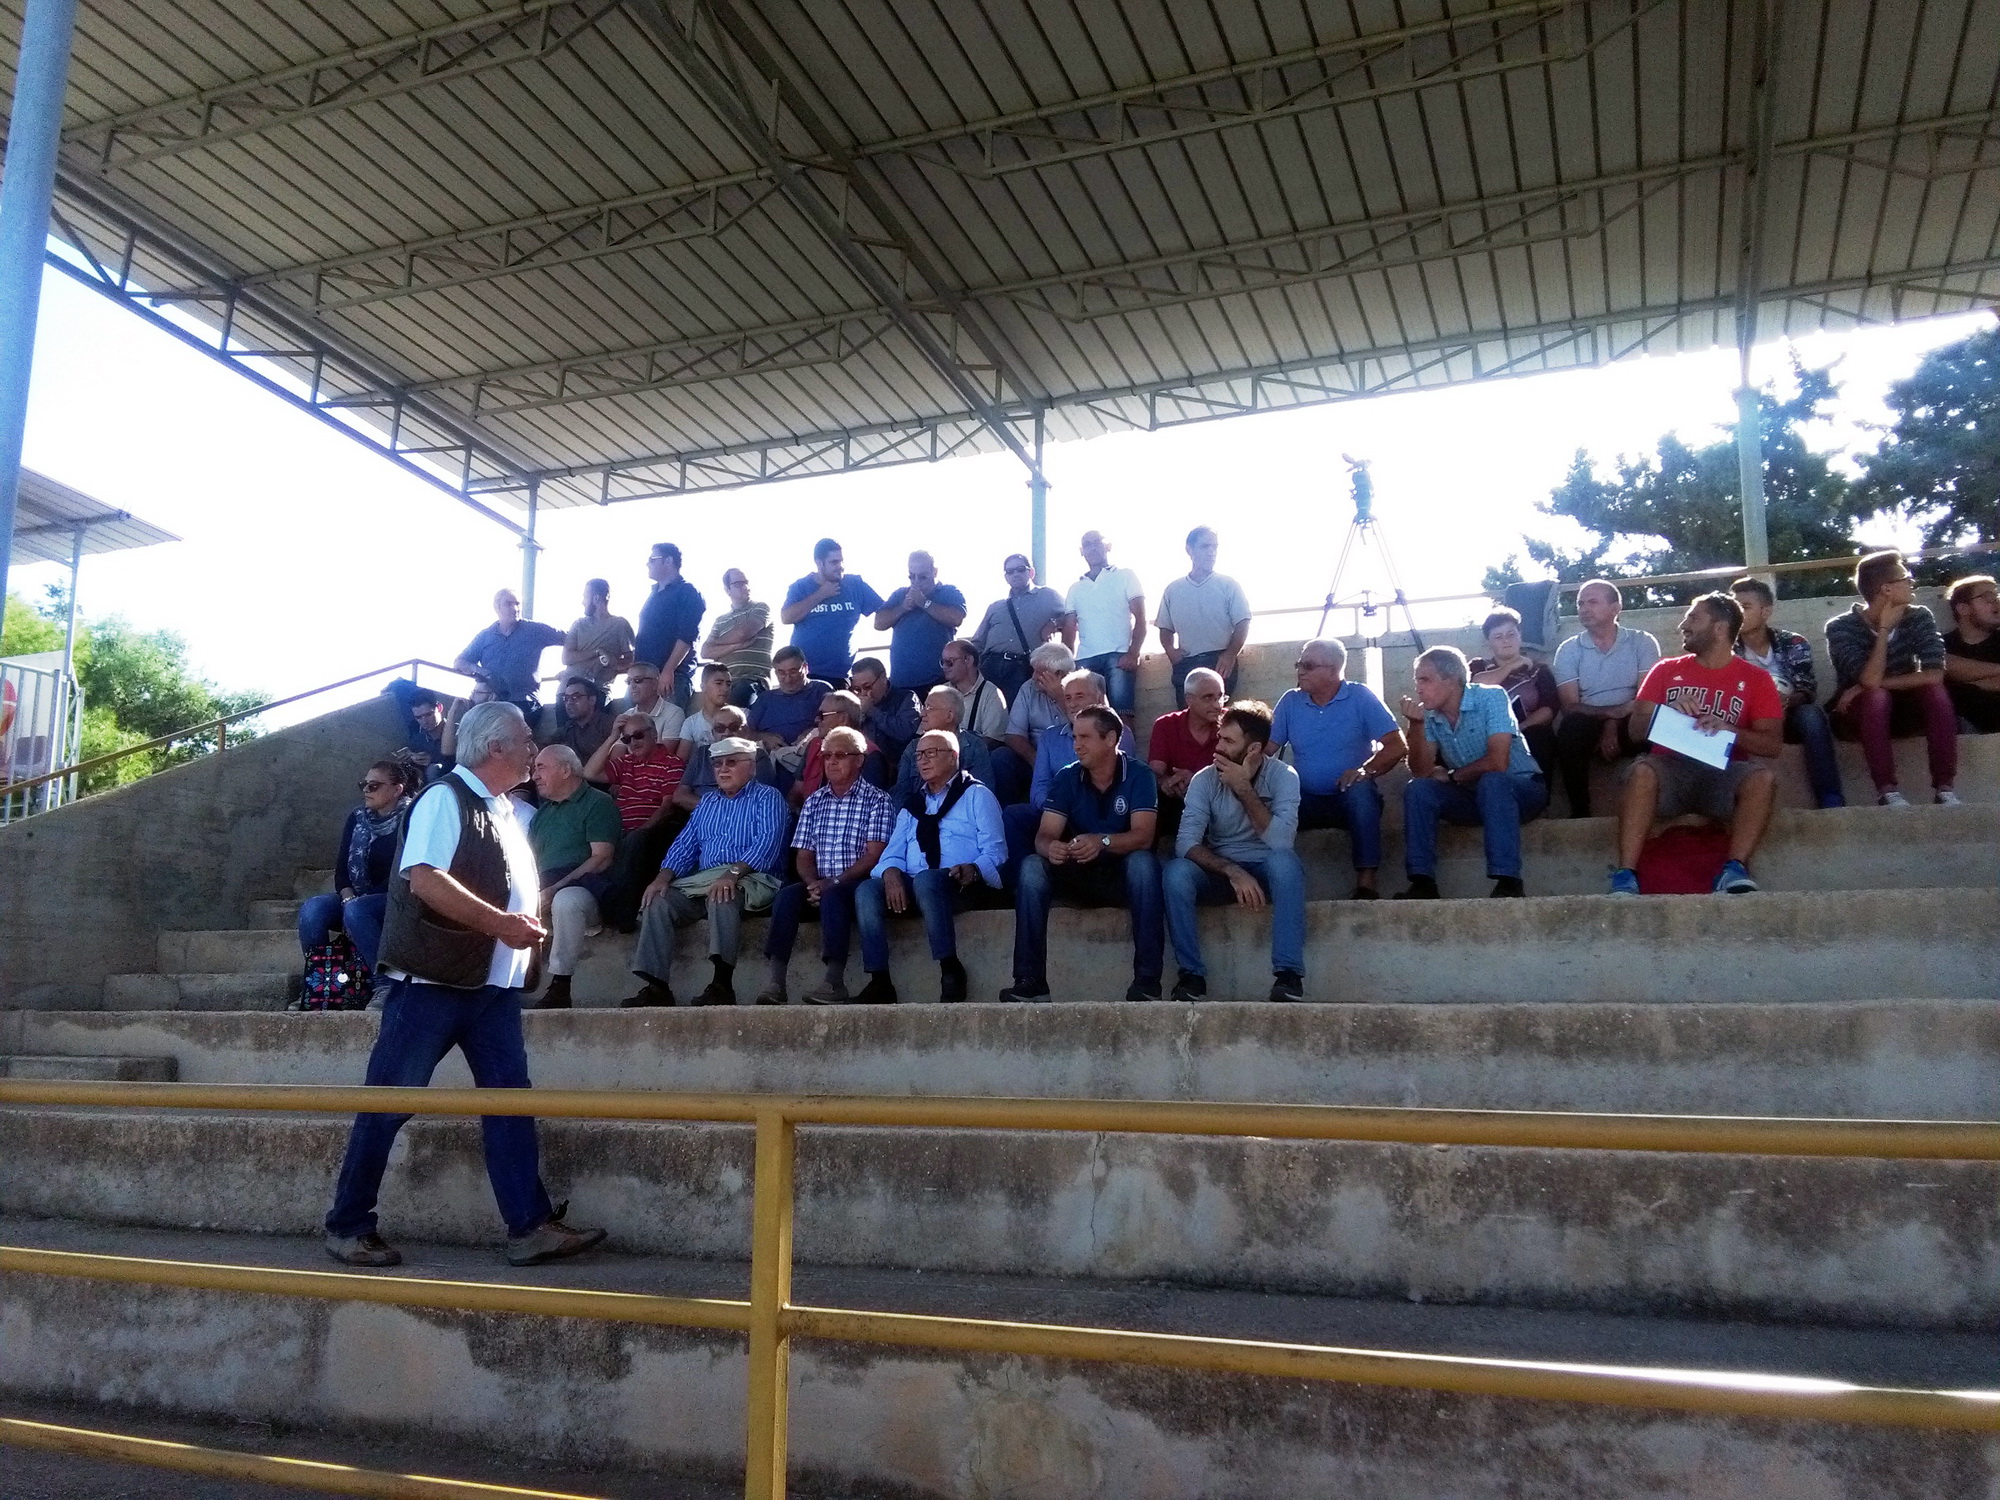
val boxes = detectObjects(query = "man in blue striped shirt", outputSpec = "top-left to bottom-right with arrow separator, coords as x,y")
625,739 -> 790,1007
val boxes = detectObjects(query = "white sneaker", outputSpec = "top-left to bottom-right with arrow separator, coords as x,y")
1878,790 -> 1912,807
1935,789 -> 1963,806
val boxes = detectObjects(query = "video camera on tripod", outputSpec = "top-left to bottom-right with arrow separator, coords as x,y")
1316,454 -> 1424,651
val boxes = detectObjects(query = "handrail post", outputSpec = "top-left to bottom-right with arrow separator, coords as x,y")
745,1110 -> 795,1500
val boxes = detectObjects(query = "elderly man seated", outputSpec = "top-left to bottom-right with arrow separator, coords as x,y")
623,738 -> 789,1008
1270,638 -> 1407,898
1002,706 -> 1164,1003
1146,664 -> 1226,848
848,655 -> 922,766
1396,647 -> 1548,898
540,674 -> 617,761
794,690 -> 890,801
672,704 -> 779,812
894,685 -> 993,800
1164,702 -> 1305,1001
757,725 -> 898,1006
584,711 -> 688,932
990,640 -> 1076,803
525,745 -> 621,1010
621,659 -> 688,747
858,729 -> 1008,1003
941,637 -> 1010,746
1610,593 -> 1783,896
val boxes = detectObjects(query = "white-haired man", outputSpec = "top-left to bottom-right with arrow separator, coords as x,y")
758,725 -> 898,1006
1269,638 -> 1406,899
624,738 -> 790,1008
991,639 -> 1076,803
326,701 -> 604,1269
894,685 -> 993,800
525,744 -> 621,1010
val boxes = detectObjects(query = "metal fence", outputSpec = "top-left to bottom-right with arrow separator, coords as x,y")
0,1078 -> 1994,1499
0,655 -> 82,824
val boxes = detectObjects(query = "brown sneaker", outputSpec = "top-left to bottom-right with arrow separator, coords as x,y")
325,1231 -> 402,1268
506,1212 -> 608,1267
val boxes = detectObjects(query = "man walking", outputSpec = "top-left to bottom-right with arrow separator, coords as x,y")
635,543 -> 707,710
324,702 -> 605,1269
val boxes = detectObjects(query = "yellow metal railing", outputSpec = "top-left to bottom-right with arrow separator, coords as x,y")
1,1078 -> 1996,1500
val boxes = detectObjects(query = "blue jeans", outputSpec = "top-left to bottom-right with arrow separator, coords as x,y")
856,868 -> 995,960
1403,773 -> 1548,880
1076,652 -> 1137,715
988,744 -> 1034,805
1164,850 -> 1305,978
325,979 -> 554,1241
1297,781 -> 1385,870
763,879 -> 886,970
298,891 -> 388,970
1012,850 -> 1164,991
1786,702 -> 1844,807
1169,651 -> 1239,709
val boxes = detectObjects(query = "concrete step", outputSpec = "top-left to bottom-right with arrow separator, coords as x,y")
100,972 -> 293,1012
14,999 -> 1997,1121
246,898 -> 301,930
566,886 -> 2000,1006
0,1054 -> 176,1082
293,867 -> 333,900
1,1106 -> 1990,1328
156,928 -> 298,976
0,1217 -> 1989,1499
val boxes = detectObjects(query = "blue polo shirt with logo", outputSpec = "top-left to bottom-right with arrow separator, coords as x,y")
1041,753 -> 1158,837
783,573 -> 886,679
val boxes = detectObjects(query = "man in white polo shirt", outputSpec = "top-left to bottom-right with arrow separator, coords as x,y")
1063,530 -> 1146,715
1157,525 -> 1252,709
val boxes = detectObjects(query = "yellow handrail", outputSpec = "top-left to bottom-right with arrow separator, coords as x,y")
1,1078 -> 1995,1500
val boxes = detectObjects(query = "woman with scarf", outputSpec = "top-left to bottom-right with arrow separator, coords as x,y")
295,755 -> 420,975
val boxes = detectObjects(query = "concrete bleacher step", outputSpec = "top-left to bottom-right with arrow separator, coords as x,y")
293,867 -> 334,900
156,927 -> 300,975
0,1216 -> 1988,1499
245,897 -> 301,930
15,998 -> 1996,1120
100,972 -> 293,1012
2,1103 -> 1990,1328
0,1054 -> 176,1081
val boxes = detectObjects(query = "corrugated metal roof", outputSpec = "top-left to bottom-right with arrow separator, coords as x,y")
8,469 -> 178,565
6,0 -> 1996,519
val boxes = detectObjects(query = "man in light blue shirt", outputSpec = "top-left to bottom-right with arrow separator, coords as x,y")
1269,638 -> 1407,898
1164,702 -> 1307,1001
859,731 -> 1008,1003
1395,647 -> 1547,899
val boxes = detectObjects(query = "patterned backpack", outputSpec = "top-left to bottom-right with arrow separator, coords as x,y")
301,933 -> 371,1011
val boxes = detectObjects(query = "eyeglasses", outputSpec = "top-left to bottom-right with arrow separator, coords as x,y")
1003,564 -> 1029,575
914,747 -> 954,759
824,749 -> 863,761
358,779 -> 390,793
1295,658 -> 1331,670
563,690 -> 594,702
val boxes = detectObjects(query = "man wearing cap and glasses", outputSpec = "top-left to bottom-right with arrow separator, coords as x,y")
624,737 -> 789,1008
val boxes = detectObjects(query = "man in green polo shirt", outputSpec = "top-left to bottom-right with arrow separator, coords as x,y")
527,745 -> 622,1009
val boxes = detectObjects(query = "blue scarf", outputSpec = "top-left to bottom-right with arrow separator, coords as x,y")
348,795 -> 411,892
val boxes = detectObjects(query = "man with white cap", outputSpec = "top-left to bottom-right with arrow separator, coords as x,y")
624,736 -> 789,1007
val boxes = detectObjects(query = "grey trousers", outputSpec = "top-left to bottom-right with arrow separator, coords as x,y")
631,885 -> 747,983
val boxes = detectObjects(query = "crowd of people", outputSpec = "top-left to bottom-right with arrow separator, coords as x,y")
315,535 -> 1991,1267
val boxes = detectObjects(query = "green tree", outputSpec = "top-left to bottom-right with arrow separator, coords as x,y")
1856,324 -> 2000,549
1,591 -> 63,655
1488,362 -> 1865,603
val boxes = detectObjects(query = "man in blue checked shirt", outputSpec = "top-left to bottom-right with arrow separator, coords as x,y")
624,738 -> 789,1008
756,726 -> 898,1007
858,729 -> 1008,1003
1395,646 -> 1548,899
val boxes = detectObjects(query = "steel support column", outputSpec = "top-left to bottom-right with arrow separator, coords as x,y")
1734,0 -> 1784,573
0,0 -> 79,616
520,481 -> 541,616
1029,408 -> 1048,583
49,520 -> 82,781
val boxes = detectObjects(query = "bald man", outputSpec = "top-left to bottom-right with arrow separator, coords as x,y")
875,549 -> 967,696
454,588 -> 564,709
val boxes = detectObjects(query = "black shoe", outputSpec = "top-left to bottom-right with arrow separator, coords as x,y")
855,971 -> 900,1005
1351,886 -> 1380,901
537,975 -> 573,1010
997,983 -> 1050,1003
1394,875 -> 1441,900
1170,972 -> 1208,1002
1124,980 -> 1163,1003
1489,876 -> 1526,898
939,957 -> 967,1003
693,960 -> 736,1006
620,981 -> 675,1008
1269,970 -> 1305,1002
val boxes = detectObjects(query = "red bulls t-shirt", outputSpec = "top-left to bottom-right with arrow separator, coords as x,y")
1636,654 -> 1782,761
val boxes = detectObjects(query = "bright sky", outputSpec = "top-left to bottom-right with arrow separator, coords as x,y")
10,267 -> 1993,720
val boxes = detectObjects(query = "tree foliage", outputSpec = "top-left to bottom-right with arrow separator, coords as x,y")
1856,324 -> 2000,549
1486,361 -> 1865,603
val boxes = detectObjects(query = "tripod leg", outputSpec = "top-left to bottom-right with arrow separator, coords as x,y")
1317,520 -> 1366,639
1369,524 -> 1427,652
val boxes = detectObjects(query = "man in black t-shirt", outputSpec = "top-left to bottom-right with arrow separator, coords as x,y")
1944,575 -> 2000,732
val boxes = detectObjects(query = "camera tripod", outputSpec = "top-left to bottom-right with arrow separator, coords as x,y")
1315,455 -> 1426,650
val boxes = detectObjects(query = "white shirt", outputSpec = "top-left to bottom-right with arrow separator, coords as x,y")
626,696 -> 687,744
390,763 -> 540,990
1065,566 -> 1143,660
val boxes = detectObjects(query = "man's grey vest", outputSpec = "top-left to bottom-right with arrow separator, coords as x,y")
377,775 -> 511,990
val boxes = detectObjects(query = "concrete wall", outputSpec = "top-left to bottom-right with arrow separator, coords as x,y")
0,696 -> 408,1009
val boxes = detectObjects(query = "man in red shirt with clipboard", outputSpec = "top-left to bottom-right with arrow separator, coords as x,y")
1610,592 -> 1784,897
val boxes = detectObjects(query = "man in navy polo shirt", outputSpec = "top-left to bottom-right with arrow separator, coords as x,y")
874,549 -> 967,695
781,538 -> 885,686
1002,705 -> 1164,1003
1269,638 -> 1407,898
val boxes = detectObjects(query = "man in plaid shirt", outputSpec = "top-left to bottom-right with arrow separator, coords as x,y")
756,725 -> 899,1005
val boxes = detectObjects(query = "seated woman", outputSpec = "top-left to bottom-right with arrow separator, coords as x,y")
296,755 -> 420,978
1468,606 -> 1561,783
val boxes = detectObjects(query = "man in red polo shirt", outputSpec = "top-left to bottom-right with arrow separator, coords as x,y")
586,711 -> 688,930
1147,665 -> 1226,846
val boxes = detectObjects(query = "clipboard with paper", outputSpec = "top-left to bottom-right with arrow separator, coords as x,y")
1647,703 -> 1736,770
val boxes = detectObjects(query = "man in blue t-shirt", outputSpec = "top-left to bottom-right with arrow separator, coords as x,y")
874,549 -> 967,695
746,646 -> 831,764
1001,705 -> 1164,1003
781,537 -> 885,685
1268,639 -> 1407,898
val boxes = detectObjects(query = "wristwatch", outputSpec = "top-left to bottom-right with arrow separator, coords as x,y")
1099,835 -> 1112,850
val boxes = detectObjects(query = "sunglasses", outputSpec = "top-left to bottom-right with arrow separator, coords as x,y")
618,731 -> 651,744
358,779 -> 391,793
